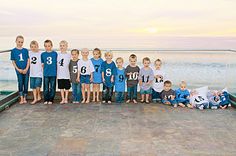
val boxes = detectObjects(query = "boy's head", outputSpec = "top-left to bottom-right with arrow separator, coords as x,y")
179,81 -> 187,91
81,48 -> 89,57
71,49 -> 79,60
44,40 -> 53,52
155,59 -> 162,70
15,35 -> 24,48
93,48 -> 101,59
104,51 -> 113,61
143,57 -> 151,67
30,40 -> 39,52
129,54 -> 137,66
116,57 -> 124,68
164,80 -> 172,91
59,40 -> 68,52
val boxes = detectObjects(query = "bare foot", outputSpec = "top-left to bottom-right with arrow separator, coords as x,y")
92,99 -> 96,102
85,100 -> 90,104
30,100 -> 37,105
19,101 -> 24,105
37,97 -> 41,102
60,100 -> 65,104
126,100 -> 130,103
64,100 -> 68,104
81,100 -> 86,104
187,104 -> 193,109
179,103 -> 185,108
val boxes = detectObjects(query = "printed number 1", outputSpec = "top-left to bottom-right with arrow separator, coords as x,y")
19,53 -> 24,61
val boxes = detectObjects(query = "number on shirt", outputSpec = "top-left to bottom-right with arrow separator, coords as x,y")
19,53 -> 24,61
155,75 -> 163,83
95,65 -> 100,72
142,75 -> 149,83
128,72 -> 138,80
31,57 -> 37,64
73,66 -> 78,73
59,59 -> 64,66
106,68 -> 111,76
119,75 -> 124,82
46,57 -> 52,65
81,66 -> 87,74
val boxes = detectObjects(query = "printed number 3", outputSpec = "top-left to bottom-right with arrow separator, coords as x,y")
46,57 -> 52,64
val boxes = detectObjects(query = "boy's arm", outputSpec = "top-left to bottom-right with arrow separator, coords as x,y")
90,72 -> 93,82
102,72 -> 105,82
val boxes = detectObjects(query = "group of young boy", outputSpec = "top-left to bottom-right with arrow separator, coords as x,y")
10,35 -> 230,109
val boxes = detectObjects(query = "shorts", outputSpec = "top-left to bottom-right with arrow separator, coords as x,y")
80,75 -> 91,84
58,79 -> 71,90
30,77 -> 42,89
140,88 -> 152,95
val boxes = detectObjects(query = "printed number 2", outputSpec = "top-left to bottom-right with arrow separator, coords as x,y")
31,57 -> 37,64
19,53 -> 24,61
46,57 -> 52,65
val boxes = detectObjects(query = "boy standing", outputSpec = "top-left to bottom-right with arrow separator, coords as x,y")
138,57 -> 154,104
29,40 -> 42,104
115,57 -> 126,103
41,40 -> 58,105
125,54 -> 140,104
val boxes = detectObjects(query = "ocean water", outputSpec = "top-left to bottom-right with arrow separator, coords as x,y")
0,50 -> 236,93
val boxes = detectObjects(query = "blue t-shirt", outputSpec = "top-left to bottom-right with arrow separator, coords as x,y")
101,61 -> 117,87
10,48 -> 29,74
115,68 -> 126,92
91,58 -> 103,83
41,51 -> 58,77
175,88 -> 190,100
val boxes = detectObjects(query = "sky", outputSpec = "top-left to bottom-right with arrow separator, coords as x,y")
0,0 -> 236,49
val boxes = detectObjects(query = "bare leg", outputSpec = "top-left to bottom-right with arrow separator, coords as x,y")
36,87 -> 41,101
141,94 -> 145,102
81,84 -> 86,103
86,84 -> 90,103
96,84 -> 100,102
60,89 -> 65,104
179,103 -> 186,108
92,84 -> 96,102
31,89 -> 37,104
145,94 -> 150,103
64,90 -> 69,104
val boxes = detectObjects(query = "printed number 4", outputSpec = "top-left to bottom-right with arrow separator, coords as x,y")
59,59 -> 64,66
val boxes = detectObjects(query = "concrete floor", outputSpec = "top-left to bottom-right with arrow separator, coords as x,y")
0,102 -> 236,156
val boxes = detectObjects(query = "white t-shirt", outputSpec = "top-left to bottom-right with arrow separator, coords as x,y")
57,52 -> 71,79
29,51 -> 43,78
77,59 -> 95,75
152,68 -> 167,92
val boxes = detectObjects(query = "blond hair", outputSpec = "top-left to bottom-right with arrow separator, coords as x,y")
15,35 -> 24,41
59,40 -> 68,46
104,51 -> 113,58
30,40 -> 38,47
116,57 -> 124,63
180,81 -> 187,86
